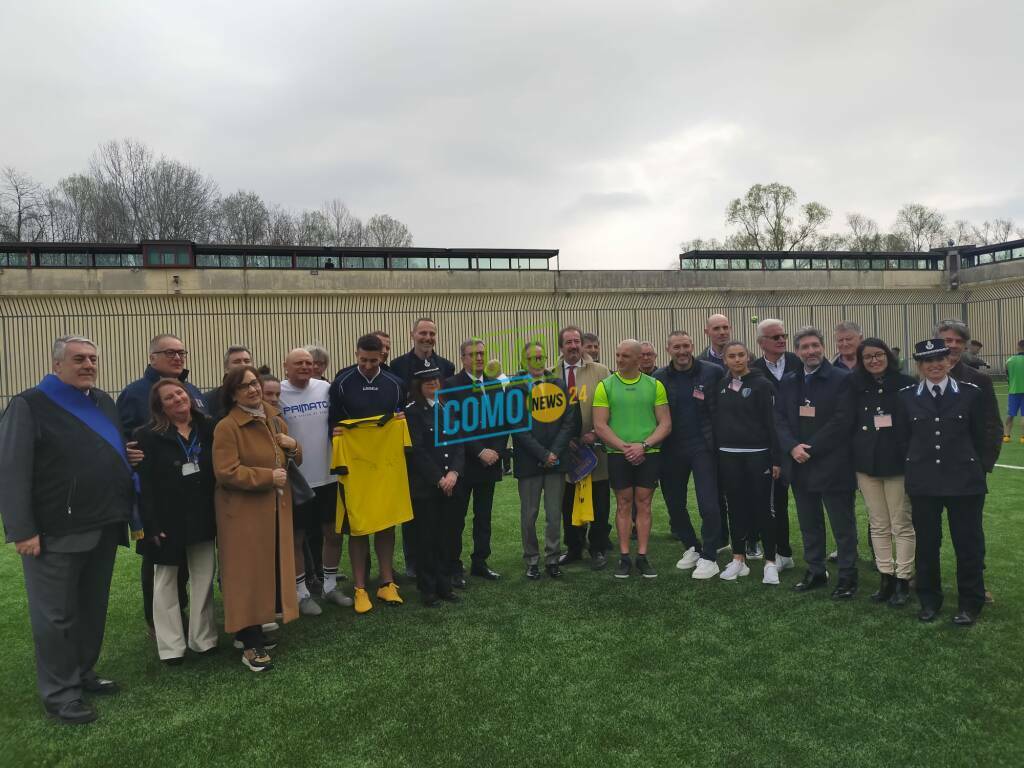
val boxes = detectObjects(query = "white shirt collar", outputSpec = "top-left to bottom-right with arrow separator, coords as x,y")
765,355 -> 786,379
917,376 -> 955,396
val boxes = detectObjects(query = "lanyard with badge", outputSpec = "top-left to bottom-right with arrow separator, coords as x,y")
176,431 -> 201,476
873,406 -> 892,429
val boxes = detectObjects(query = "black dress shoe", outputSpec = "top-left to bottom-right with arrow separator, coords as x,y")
451,575 -> 468,590
162,657 -> 184,666
440,592 -> 461,603
525,564 -> 541,580
81,677 -> 119,696
888,578 -> 911,608
791,571 -> 829,593
546,564 -> 563,578
952,610 -> 976,626
421,593 -> 442,607
918,607 -> 939,622
46,699 -> 97,724
831,579 -> 858,600
557,551 -> 582,566
470,564 -> 500,580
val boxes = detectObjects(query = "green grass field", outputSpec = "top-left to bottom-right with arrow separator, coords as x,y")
2,387 -> 1023,768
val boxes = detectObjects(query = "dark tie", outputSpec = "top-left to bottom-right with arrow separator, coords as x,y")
567,365 -> 576,391
932,384 -> 942,402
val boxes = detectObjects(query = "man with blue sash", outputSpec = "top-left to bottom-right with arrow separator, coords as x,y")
0,336 -> 135,724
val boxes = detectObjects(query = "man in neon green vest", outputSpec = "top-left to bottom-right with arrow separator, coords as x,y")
593,339 -> 672,579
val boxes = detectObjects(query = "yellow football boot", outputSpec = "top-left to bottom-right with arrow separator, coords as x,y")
1003,435 -> 1011,443
353,587 -> 373,614
376,582 -> 403,605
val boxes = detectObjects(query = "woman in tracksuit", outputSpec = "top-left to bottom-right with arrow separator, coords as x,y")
714,341 -> 783,584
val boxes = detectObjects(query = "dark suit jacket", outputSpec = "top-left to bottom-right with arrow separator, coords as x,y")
896,378 -> 987,496
775,360 -> 855,492
404,401 -> 466,499
510,372 -> 580,478
441,371 -> 508,485
752,352 -> 802,392
950,360 -> 1002,472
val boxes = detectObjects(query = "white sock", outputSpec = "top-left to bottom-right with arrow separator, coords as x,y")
324,567 -> 338,594
296,575 -> 310,600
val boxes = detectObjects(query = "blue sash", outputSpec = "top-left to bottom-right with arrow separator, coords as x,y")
37,374 -> 143,538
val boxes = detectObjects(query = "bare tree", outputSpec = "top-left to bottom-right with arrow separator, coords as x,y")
893,203 -> 946,251
725,183 -> 830,251
0,167 -> 46,241
949,219 -> 975,246
219,190 -> 270,244
323,199 -> 364,246
845,213 -> 882,251
970,218 -> 1015,246
267,205 -> 296,245
146,158 -> 219,240
364,213 -> 413,247
680,237 -> 726,252
295,210 -> 333,246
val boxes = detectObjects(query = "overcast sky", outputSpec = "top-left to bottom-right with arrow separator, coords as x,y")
3,1 -> 1022,268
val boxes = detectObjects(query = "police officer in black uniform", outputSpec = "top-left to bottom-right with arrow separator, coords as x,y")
404,366 -> 465,607
897,339 -> 988,626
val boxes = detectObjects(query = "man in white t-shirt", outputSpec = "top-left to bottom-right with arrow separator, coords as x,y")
279,348 -> 352,613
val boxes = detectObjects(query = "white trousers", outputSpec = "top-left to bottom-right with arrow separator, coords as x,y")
153,540 -> 218,660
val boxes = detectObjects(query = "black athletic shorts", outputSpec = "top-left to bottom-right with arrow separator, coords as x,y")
293,482 -> 339,531
607,452 -> 662,491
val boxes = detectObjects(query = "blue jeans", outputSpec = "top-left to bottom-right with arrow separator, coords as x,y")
659,444 -> 721,561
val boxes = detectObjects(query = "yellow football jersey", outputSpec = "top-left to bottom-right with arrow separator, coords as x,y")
331,415 -> 414,536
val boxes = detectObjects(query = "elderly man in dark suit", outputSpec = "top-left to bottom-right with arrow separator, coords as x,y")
752,318 -> 803,570
775,326 -> 859,599
441,338 -> 507,585
0,336 -> 135,724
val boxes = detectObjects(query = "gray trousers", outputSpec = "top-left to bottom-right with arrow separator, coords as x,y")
793,488 -> 858,580
21,525 -> 119,708
518,474 -> 564,565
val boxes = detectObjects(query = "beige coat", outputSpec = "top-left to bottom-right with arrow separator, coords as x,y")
213,404 -> 301,633
555,354 -> 611,482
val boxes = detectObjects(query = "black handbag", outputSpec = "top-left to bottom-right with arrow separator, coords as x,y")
269,415 -> 315,505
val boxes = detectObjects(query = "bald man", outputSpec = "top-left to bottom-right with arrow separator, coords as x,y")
279,348 -> 352,614
698,314 -> 731,370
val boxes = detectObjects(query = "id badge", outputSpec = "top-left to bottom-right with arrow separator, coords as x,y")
692,388 -> 705,401
873,414 -> 893,429
799,405 -> 816,418
181,462 -> 200,477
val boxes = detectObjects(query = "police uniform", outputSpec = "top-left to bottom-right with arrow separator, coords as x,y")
897,339 -> 988,624
404,367 -> 466,605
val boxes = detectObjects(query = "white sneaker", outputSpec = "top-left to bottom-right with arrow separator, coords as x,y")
763,563 -> 780,585
323,589 -> 354,607
676,547 -> 701,570
692,558 -> 721,579
776,555 -> 795,571
261,622 -> 280,633
719,560 -> 751,581
299,596 -> 322,616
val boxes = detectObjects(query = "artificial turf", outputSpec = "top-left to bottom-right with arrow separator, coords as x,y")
1,388 -> 1023,768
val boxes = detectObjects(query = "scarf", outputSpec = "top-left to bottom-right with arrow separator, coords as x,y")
239,403 -> 267,419
37,374 -> 144,539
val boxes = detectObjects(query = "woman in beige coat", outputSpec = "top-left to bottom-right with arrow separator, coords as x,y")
213,365 -> 301,672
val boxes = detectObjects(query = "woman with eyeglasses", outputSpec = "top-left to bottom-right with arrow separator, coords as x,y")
134,378 -> 218,665
847,338 -> 916,606
213,365 -> 302,672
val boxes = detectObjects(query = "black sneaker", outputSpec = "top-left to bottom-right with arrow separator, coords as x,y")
614,556 -> 632,579
635,555 -> 657,579
525,564 -> 541,580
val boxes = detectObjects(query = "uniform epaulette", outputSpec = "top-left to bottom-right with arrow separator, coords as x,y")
961,380 -> 980,389
899,383 -> 915,391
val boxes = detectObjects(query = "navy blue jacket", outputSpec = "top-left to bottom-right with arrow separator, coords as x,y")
653,359 -> 722,453
116,366 -> 208,439
775,360 -> 855,493
896,378 -> 987,497
751,352 -> 803,392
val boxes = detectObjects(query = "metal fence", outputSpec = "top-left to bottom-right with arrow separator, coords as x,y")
2,288 -> 1023,410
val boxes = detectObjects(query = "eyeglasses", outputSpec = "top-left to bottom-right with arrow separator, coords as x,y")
766,334 -> 788,341
862,353 -> 887,362
236,380 -> 261,392
154,349 -> 188,359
